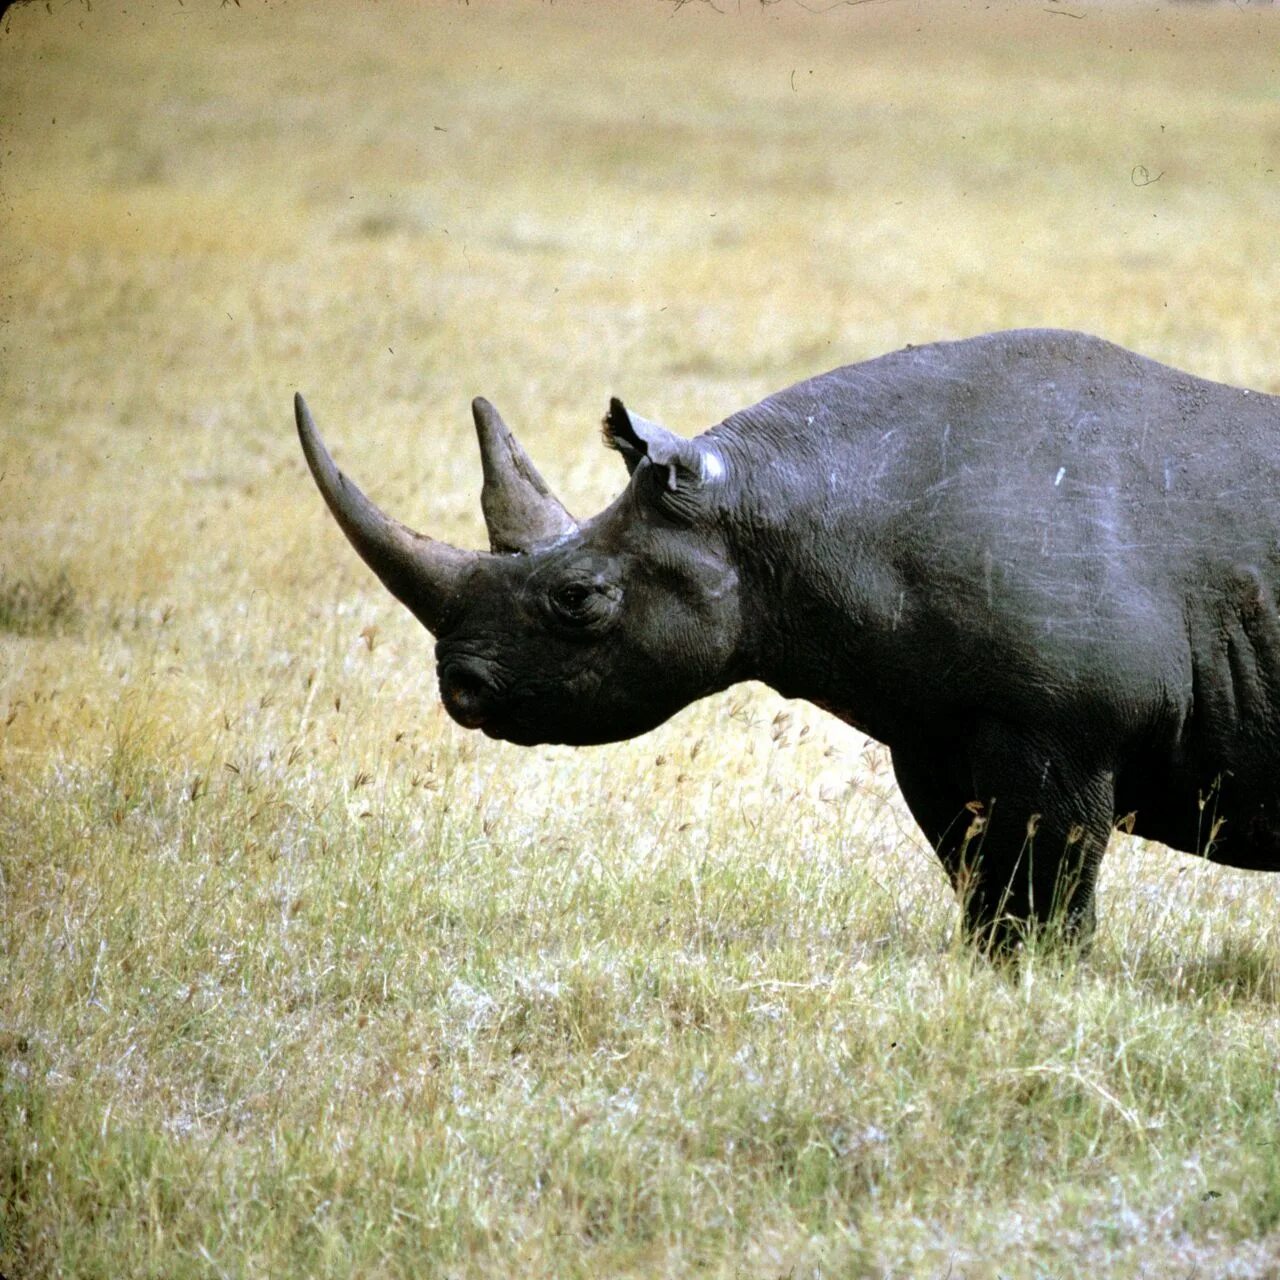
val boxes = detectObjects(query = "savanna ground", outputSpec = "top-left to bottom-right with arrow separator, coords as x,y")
2,1 -> 1280,1275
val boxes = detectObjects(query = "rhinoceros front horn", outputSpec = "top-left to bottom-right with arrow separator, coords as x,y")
471,397 -> 578,553
294,393 -> 477,635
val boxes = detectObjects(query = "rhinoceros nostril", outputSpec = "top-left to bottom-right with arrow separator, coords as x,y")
440,662 -> 498,729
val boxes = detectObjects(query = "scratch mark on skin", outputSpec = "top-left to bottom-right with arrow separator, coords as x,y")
1054,467 -> 1066,487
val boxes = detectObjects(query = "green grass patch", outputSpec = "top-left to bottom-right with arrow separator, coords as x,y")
0,569 -> 82,637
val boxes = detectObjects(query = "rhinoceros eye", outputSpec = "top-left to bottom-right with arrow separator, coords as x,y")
548,579 -> 618,629
556,583 -> 591,612
551,581 -> 595,621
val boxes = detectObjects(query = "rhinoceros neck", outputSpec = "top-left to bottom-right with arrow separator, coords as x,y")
709,384 -> 911,738
706,335 -> 1137,738
709,329 -> 1280,745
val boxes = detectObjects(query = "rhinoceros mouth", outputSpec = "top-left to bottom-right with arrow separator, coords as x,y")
448,701 -> 491,730
479,719 -> 547,746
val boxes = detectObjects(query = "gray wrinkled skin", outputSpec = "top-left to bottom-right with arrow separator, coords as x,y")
296,329 -> 1280,952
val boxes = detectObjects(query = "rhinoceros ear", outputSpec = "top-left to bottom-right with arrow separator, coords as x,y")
602,397 -> 723,494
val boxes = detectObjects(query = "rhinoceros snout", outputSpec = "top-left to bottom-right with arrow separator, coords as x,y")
439,660 -> 501,730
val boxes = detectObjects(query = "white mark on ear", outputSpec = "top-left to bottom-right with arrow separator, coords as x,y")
701,450 -> 725,481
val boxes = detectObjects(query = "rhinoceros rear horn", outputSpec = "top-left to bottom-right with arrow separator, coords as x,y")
471,397 -> 578,553
294,393 -> 477,635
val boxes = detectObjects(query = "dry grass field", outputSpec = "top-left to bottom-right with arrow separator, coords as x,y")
3,1 -> 1280,1275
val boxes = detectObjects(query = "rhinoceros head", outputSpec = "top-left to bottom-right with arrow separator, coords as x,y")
295,392 -> 744,746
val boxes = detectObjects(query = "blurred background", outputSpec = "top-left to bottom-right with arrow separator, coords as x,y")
6,0 -> 1279,609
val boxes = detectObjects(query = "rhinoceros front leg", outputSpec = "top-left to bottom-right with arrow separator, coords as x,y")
892,725 -> 1115,953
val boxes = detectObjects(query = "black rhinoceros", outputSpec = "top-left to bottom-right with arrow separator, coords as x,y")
295,329 -> 1280,950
